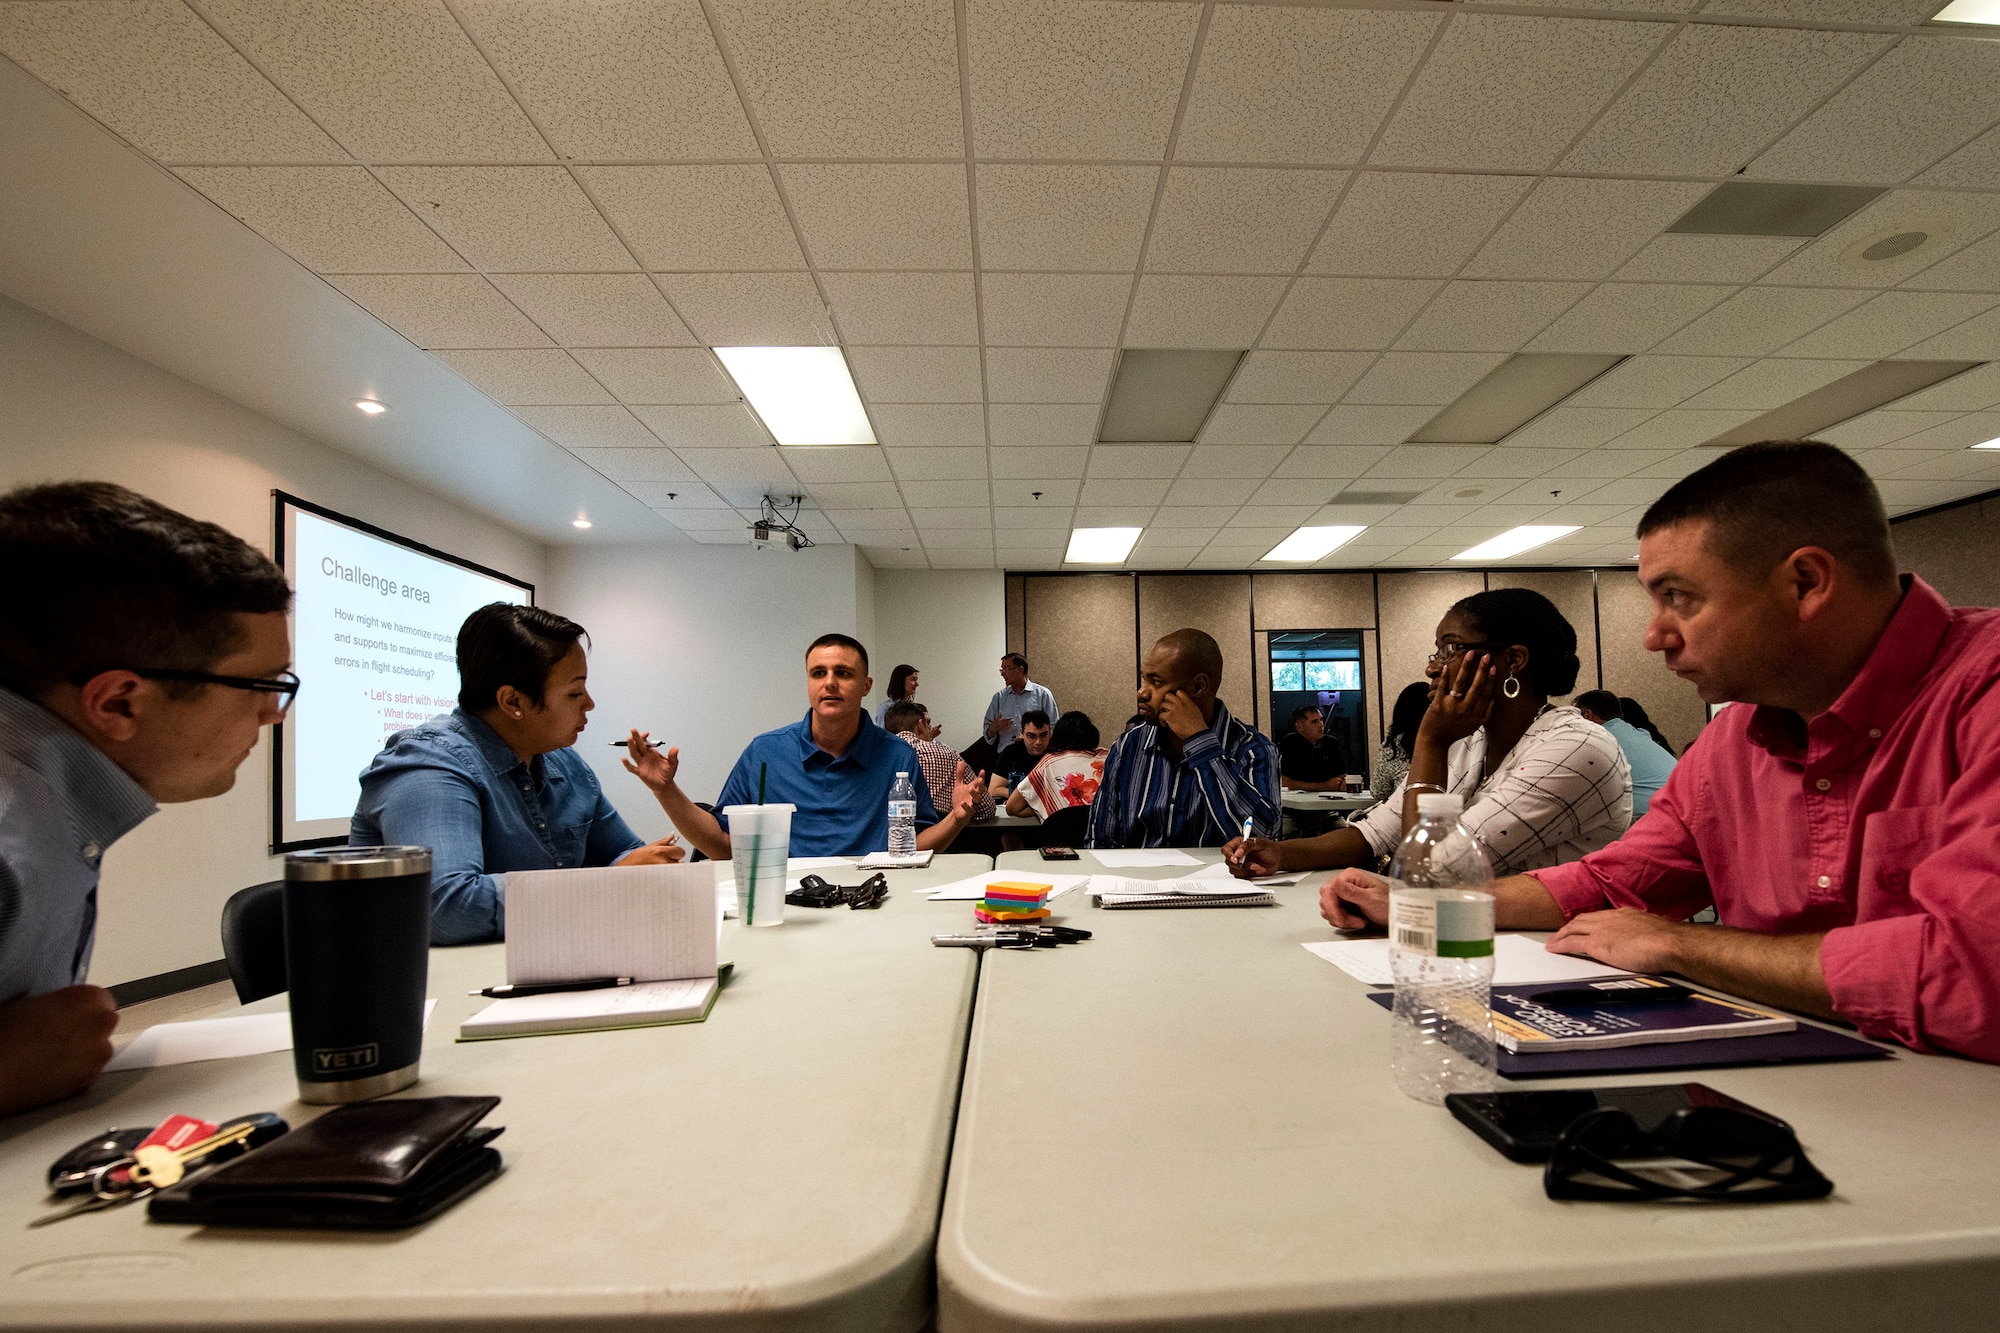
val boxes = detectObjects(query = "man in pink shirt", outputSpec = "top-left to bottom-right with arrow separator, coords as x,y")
1319,441 -> 2000,1062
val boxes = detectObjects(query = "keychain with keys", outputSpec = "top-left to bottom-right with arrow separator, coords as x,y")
31,1112 -> 288,1227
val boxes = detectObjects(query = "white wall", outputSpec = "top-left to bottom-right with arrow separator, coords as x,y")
545,542 -> 873,838
0,293 -> 547,986
870,570 -> 1008,752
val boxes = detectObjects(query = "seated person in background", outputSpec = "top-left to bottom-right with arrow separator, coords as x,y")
874,663 -> 918,726
1314,442 -> 2000,1063
1005,712 -> 1107,821
1089,629 -> 1280,849
1373,682 -> 1431,800
886,699 -> 995,825
633,634 -> 981,859
1574,689 -> 1677,818
353,604 -> 683,946
1279,705 -> 1347,792
1618,694 -> 1678,757
988,709 -> 1052,797
0,481 -> 292,1117
1227,588 -> 1631,878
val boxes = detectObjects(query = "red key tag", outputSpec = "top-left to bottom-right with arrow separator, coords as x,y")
109,1115 -> 218,1187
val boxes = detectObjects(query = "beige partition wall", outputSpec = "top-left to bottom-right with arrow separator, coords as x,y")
1894,495 -> 2000,607
1021,575 -> 1137,739
1004,575 -> 1027,655
1251,571 -> 1381,768
1137,574 -> 1254,724
1376,571 -> 1486,709
1485,569 -> 1600,701
1596,570 -> 1706,754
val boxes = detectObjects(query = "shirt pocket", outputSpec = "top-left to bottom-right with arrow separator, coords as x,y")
1857,805 -> 1940,909
548,816 -> 595,868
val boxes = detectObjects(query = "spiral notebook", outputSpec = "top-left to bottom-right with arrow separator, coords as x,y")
1088,875 -> 1276,909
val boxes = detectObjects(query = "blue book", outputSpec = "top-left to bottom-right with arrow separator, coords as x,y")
1489,977 -> 1793,1054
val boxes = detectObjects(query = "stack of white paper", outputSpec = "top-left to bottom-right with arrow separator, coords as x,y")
1302,934 -> 1634,986
1092,849 -> 1204,868
505,863 -> 718,984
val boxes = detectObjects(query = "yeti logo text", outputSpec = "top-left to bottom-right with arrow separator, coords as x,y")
313,1043 -> 379,1073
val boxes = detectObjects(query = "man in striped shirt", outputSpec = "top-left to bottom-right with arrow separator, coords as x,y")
1087,628 -> 1281,849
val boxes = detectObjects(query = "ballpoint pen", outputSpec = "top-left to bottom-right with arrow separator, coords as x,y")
473,976 -> 633,998
612,740 -> 666,747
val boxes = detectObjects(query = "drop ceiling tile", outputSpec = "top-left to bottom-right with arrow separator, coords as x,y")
1164,477 -> 1258,506
871,404 -> 988,449
932,554 -> 1002,568
513,405 -> 663,449
808,482 -> 906,509
656,273 -> 835,345
492,274 -> 694,347
1614,236 -> 1803,285
1345,352 -> 1509,407
1563,356 -> 1751,409
1625,449 -> 1716,480
1875,445 -> 2000,480
1876,477 -> 1984,509
1175,6 -> 1438,164
634,483 -> 732,509
991,479 -> 1078,506
885,447 -> 990,480
1817,410 -> 1962,449
1225,352 -> 1372,405
434,349 -> 612,405
988,404 -> 1098,448
199,0 -> 547,161
990,447 -> 1088,478
1371,15 -> 1664,172
1541,448 -> 1683,478
1877,411 -> 2000,453
455,0 -> 754,159
1500,408 -> 1659,450
659,507 -> 754,533
1358,444 -> 1495,479
175,167 -> 462,273
1466,178 -> 1710,282
1678,358 -> 1872,411
986,348 -> 1115,403
821,273 -> 978,345
1908,231 -> 2000,295
1651,286 -> 1871,356
713,0 -> 961,157
678,446 -> 802,488
1073,506 -> 1159,528
1395,282 -> 1588,352
1144,169 -> 1347,274
912,504 -> 994,529
1156,506 -> 1244,528
377,168 -> 629,272
1467,447 -> 1593,478
993,504 -> 1079,528
1916,121 -> 2000,191
630,404 -> 772,450
1303,405 -> 1435,448
781,164 -> 972,270
981,273 -> 1131,346
1308,173 -> 1532,279
1126,276 -> 1286,348
1780,291 -> 1999,359
863,546 -> 932,568
0,0 -> 346,162
568,448 -> 698,483
1577,476 -> 1677,508
1081,478 -> 1172,506
847,347 -> 984,404
1262,278 -> 1441,350
1197,404 -> 1326,446
572,348 -> 738,404
832,509 -> 918,533
1764,190 -> 2000,290
1900,305 -> 2000,361
1412,477 -> 1515,506
1749,37 -> 2000,184
329,274 -> 551,348
581,166 -> 803,271
1235,504 -> 1320,527
975,166 -> 1158,271
1136,526 -> 1219,549
1890,362 -> 2000,412
1604,409 -> 1761,450
1563,24 -> 1888,177
1088,445 -> 1192,478
965,0 -> 1200,159
1180,445 -> 1291,478
1528,283 -> 1736,354
776,448 -> 894,483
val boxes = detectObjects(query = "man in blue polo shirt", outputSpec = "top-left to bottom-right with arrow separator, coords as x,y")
632,634 -> 980,858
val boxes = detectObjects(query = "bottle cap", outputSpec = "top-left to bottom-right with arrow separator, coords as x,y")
896,771 -> 908,778
1416,792 -> 1463,818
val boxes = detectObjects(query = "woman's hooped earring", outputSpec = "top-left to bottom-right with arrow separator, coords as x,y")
1502,675 -> 1522,700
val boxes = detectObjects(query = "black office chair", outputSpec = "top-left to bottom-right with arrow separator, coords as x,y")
688,802 -> 715,863
1037,805 -> 1092,849
220,880 -> 287,1004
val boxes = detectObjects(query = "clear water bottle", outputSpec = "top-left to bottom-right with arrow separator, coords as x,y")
1387,792 -> 1497,1105
887,771 -> 918,857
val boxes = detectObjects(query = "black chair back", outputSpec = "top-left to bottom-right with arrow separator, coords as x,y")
220,879 -> 287,1004
1039,805 -> 1092,848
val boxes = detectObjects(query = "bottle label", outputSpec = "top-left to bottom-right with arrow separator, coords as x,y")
888,801 -> 916,821
1389,897 -> 1494,957
1390,897 -> 1435,955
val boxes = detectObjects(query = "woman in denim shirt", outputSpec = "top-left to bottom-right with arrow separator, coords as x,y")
350,604 -> 681,944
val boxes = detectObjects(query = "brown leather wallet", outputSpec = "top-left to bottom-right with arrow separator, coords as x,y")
148,1095 -> 503,1229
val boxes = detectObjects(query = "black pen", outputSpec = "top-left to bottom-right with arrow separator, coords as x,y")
613,740 -> 665,748
474,976 -> 633,999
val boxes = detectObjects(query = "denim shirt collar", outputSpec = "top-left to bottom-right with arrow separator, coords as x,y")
449,707 -> 549,788
0,686 -> 157,856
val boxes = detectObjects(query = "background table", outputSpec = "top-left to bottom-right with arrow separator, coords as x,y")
4,855 -> 991,1332
1280,791 -> 1375,813
941,852 -> 2000,1332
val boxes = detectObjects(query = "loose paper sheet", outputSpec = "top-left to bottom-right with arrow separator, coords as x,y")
105,1000 -> 438,1072
1184,862 -> 1312,887
507,864 -> 717,984
1092,848 -> 1204,868
1303,934 -> 1634,987
921,870 -> 1091,901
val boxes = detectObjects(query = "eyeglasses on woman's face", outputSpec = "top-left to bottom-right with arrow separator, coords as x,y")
1426,641 -> 1497,669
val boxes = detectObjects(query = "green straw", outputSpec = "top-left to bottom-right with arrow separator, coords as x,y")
745,762 -> 768,926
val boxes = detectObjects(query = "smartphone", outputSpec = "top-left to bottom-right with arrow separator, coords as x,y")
1445,1083 -> 1784,1162
1040,847 -> 1081,861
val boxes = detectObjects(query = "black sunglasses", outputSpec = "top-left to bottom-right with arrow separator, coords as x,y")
1544,1105 -> 1833,1204
787,873 -> 890,910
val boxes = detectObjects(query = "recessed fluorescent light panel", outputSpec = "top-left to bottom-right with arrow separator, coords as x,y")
1099,349 -> 1244,442
354,399 -> 387,414
713,346 -> 875,446
1973,436 -> 2000,450
1933,0 -> 2000,24
1666,181 -> 1885,237
1453,526 -> 1581,562
1065,527 -> 1142,564
1701,360 -> 1985,448
1410,353 -> 1624,444
1264,525 -> 1367,563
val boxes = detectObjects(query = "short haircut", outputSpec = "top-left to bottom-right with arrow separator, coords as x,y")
1021,709 -> 1051,730
457,604 -> 587,712
1002,652 -> 1028,671
883,699 -> 927,735
1573,689 -> 1621,720
1638,441 -> 1896,585
1450,587 -> 1581,697
1154,627 -> 1224,691
0,480 -> 292,696
1290,704 -> 1322,725
1050,711 -> 1099,753
806,632 -> 869,673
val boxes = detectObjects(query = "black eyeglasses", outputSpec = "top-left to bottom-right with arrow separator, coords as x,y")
1427,641 -> 1498,668
1544,1105 -> 1833,1204
122,669 -> 302,715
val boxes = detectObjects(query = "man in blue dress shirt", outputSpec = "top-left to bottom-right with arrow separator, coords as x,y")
1574,690 -> 1678,818
633,634 -> 981,859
